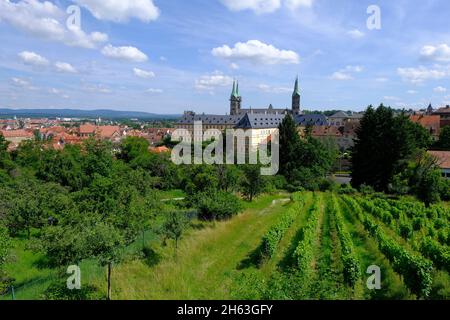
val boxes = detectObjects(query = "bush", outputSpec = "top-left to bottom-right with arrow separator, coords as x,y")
359,184 -> 375,195
194,191 -> 243,221
338,183 -> 357,195
42,280 -> 104,300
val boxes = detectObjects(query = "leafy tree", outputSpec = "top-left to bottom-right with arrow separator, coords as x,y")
435,126 -> 450,150
118,136 -> 150,163
161,211 -> 189,257
194,191 -> 242,221
351,105 -> 432,192
279,115 -> 302,176
0,135 -> 13,171
241,165 -> 265,201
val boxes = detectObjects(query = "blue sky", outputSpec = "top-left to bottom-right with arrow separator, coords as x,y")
0,0 -> 450,114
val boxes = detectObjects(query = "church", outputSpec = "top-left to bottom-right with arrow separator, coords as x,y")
174,78 -> 303,150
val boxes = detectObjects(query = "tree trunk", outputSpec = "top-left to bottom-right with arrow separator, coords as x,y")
107,262 -> 112,300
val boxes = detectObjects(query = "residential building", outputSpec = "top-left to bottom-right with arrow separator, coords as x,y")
428,151 -> 450,179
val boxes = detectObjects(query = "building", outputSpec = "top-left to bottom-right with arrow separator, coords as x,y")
434,105 -> 450,128
428,151 -> 450,179
328,111 -> 364,127
0,129 -> 33,150
410,114 -> 441,140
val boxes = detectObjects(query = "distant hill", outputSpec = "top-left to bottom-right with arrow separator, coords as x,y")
0,108 -> 180,120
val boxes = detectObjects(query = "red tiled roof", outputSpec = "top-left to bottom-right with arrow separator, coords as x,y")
434,106 -> 450,114
0,129 -> 33,138
98,126 -> 121,138
150,146 -> 170,153
79,124 -> 97,134
410,115 -> 441,127
428,151 -> 450,169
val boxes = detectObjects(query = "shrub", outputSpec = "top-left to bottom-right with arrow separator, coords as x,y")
194,191 -> 243,221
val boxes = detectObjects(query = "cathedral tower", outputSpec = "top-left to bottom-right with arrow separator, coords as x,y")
230,80 -> 241,115
292,76 -> 301,115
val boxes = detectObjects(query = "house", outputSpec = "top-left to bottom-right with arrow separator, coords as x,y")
434,105 -> 450,128
410,115 -> 441,140
0,129 -> 33,150
78,124 -> 97,137
328,111 -> 363,127
150,146 -> 170,154
428,151 -> 450,179
97,126 -> 121,142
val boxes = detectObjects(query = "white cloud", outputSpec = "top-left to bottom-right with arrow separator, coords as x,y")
407,90 -> 417,94
397,66 -> 448,84
133,68 -> 155,78
11,77 -> 30,87
220,0 -> 281,14
330,65 -> 363,81
330,72 -> 353,81
101,45 -> 148,62
49,88 -> 60,94
220,0 -> 313,13
375,77 -> 389,82
0,0 -> 108,49
195,72 -> 233,91
230,63 -> 240,70
73,0 -> 160,23
347,29 -> 365,39
18,51 -> 49,66
83,83 -> 112,94
420,44 -> 450,63
285,0 -> 314,10
212,40 -> 299,65
434,86 -> 447,93
383,96 -> 401,101
258,84 -> 291,93
145,88 -> 163,93
54,62 -> 78,73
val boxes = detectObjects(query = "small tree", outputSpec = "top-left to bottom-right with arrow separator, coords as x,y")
161,211 -> 189,257
435,126 -> 450,150
241,165 -> 265,201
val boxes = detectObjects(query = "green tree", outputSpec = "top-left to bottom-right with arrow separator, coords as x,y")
0,223 -> 11,293
435,126 -> 450,150
278,115 -> 302,176
241,165 -> 265,201
351,105 -> 432,191
161,211 -> 189,257
119,136 -> 150,163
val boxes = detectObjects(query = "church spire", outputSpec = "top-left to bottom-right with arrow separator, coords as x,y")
292,76 -> 301,115
231,80 -> 239,98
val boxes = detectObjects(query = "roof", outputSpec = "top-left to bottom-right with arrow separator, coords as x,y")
150,146 -> 170,153
434,106 -> 450,114
177,114 -> 243,126
329,111 -> 349,118
235,113 -> 285,129
428,151 -> 450,169
79,124 -> 96,134
311,126 -> 342,137
98,126 -> 121,138
0,129 -> 33,138
295,114 -> 329,126
410,115 -> 441,127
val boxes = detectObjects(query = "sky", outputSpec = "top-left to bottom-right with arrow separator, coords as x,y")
0,0 -> 450,114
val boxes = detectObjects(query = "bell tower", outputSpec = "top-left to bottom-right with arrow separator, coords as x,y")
230,80 -> 241,115
292,76 -> 301,115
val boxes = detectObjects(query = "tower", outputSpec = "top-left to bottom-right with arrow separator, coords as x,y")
292,76 -> 301,115
230,80 -> 241,115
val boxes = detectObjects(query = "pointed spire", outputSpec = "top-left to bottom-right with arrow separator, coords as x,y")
236,81 -> 240,97
292,75 -> 300,97
231,80 -> 238,98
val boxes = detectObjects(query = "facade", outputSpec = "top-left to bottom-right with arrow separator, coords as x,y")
428,151 -> 450,179
0,129 -> 33,150
434,105 -> 450,128
175,78 -> 303,148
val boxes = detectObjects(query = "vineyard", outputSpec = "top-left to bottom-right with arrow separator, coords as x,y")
232,192 -> 450,300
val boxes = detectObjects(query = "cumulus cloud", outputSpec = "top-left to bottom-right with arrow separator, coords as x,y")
397,66 -> 448,84
220,0 -> 313,13
258,84 -> 291,93
195,72 -> 233,91
0,0 -> 108,49
145,88 -> 163,93
220,0 -> 281,14
101,44 -> 148,62
212,40 -> 299,65
18,51 -> 49,66
54,62 -> 78,73
330,65 -> 363,81
11,77 -> 37,90
347,29 -> 365,39
434,86 -> 447,93
133,68 -> 155,78
420,44 -> 450,63
72,0 -> 160,23
82,83 -> 112,94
